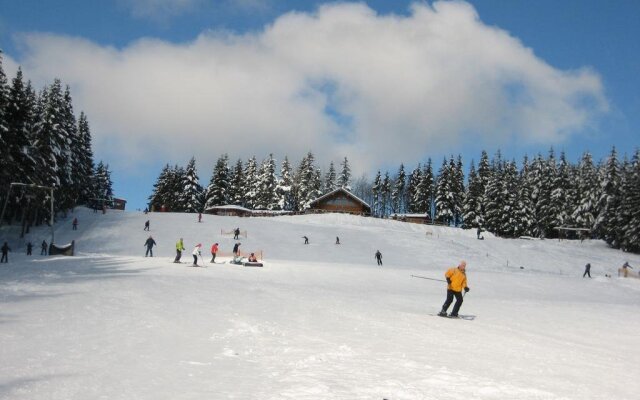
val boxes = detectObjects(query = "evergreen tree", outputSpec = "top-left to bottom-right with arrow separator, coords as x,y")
204,154 -> 230,209
371,170 -> 382,217
483,153 -> 504,235
60,85 -> 78,210
148,164 -> 172,211
391,163 -> 406,214
243,156 -> 258,209
571,152 -> 600,230
296,152 -> 321,210
595,147 -> 621,246
228,159 -> 244,206
462,161 -> 482,229
416,159 -> 434,217
515,156 -> 535,237
550,151 -> 571,228
619,149 -> 640,252
380,171 -> 391,217
499,160 -> 519,237
323,161 -> 337,193
257,154 -> 279,210
277,156 -> 295,211
92,161 -> 114,205
181,157 -> 203,213
0,54 -> 10,188
338,156 -> 351,189
435,158 -> 454,225
529,153 -> 553,237
452,155 -> 465,226
406,164 -> 422,213
76,112 -> 95,203
476,150 -> 491,224
4,69 -> 33,185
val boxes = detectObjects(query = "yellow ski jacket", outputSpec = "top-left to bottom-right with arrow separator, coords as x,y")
445,267 -> 467,292
176,240 -> 185,251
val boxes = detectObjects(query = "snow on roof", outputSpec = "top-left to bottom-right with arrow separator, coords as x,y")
206,204 -> 252,212
308,187 -> 371,209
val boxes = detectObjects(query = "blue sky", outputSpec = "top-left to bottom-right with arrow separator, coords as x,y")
1,0 -> 638,211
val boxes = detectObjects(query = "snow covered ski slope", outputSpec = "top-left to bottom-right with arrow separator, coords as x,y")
1,208 -> 639,399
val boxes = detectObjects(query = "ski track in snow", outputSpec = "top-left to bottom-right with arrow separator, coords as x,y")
1,208 -> 639,399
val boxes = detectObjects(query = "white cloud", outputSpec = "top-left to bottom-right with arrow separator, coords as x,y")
13,1 -> 607,176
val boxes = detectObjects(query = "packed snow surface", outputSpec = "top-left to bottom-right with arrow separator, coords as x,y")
1,208 -> 639,399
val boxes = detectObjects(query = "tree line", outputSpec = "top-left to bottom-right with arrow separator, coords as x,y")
149,147 -> 640,253
0,55 -> 113,232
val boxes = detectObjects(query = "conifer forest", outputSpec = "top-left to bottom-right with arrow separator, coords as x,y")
0,55 -> 113,234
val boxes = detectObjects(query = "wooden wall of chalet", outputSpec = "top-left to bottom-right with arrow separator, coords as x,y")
309,192 -> 369,215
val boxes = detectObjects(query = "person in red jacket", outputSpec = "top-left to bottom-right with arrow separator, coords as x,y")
438,261 -> 470,318
210,243 -> 219,263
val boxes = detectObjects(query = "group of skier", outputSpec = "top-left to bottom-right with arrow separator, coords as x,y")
1,240 -> 49,263
142,220 -> 246,267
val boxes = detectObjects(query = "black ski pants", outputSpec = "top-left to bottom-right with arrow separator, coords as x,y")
175,250 -> 182,263
376,257 -> 382,266
1,253 -> 7,263
442,289 -> 463,316
145,246 -> 153,257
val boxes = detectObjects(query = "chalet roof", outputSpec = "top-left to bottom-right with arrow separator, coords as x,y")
308,187 -> 371,209
205,204 -> 252,213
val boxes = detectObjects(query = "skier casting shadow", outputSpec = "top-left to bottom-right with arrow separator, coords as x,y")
174,238 -> 185,263
438,261 -> 470,318
144,236 -> 156,257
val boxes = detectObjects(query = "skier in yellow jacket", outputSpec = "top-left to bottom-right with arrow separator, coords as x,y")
438,261 -> 470,318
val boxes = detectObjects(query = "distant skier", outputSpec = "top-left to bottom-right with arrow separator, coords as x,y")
41,240 -> 48,255
192,244 -> 202,266
375,250 -> 383,266
198,213 -> 202,223
233,242 -> 241,256
620,262 -> 633,277
26,242 -> 33,256
210,243 -> 219,263
72,217 -> 78,230
144,220 -> 150,231
174,238 -> 185,263
144,236 -> 157,257
1,242 -> 11,263
583,263 -> 591,278
234,227 -> 240,240
438,261 -> 470,318
303,236 -> 309,244
476,226 -> 484,240
336,236 -> 340,245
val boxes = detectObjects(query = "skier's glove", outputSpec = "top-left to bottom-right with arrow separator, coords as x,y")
464,287 -> 470,293
446,278 -> 451,284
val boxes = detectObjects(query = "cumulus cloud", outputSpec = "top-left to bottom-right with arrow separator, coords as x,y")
13,1 -> 606,175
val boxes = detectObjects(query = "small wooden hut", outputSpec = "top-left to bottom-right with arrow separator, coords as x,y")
307,188 -> 371,215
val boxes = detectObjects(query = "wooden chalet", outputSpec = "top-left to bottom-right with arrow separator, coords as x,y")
205,204 -> 253,217
307,188 -> 371,215
111,198 -> 127,211
391,213 -> 431,224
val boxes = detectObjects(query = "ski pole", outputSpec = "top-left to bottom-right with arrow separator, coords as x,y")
410,274 -> 446,282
